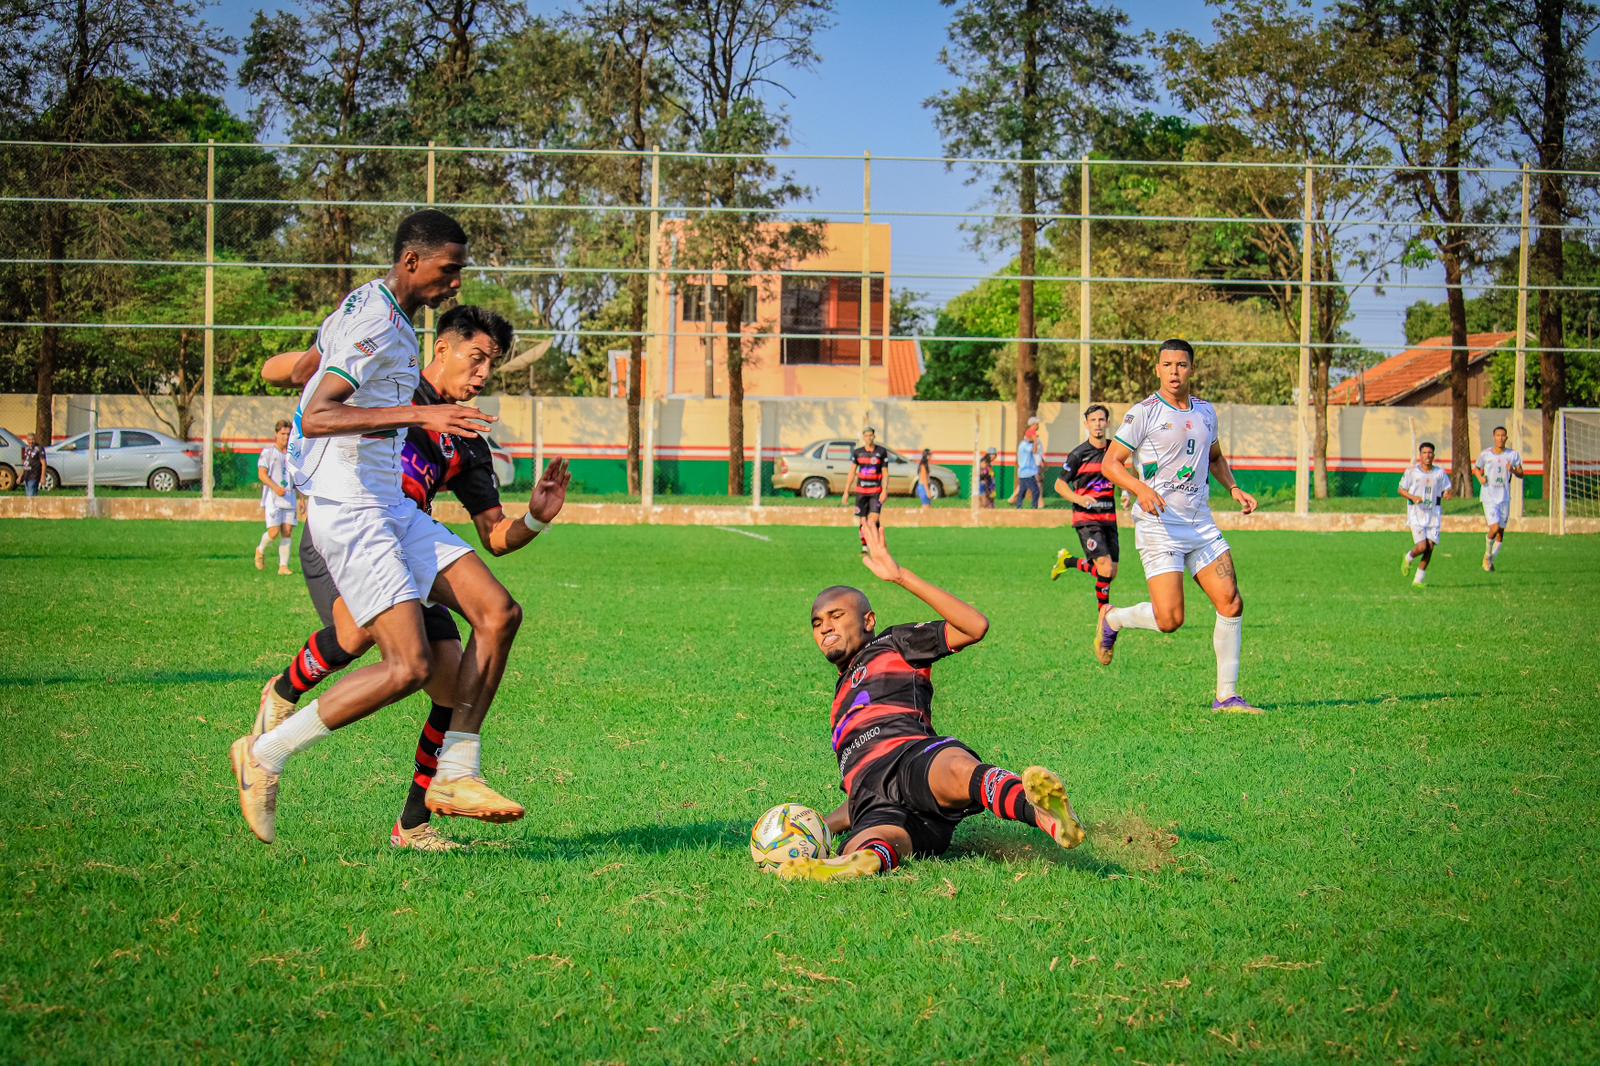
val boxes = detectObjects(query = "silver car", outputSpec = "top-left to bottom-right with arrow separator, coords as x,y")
0,426 -> 23,491
43,428 -> 202,491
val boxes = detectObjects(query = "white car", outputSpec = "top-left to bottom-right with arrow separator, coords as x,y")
487,436 -> 515,490
43,428 -> 203,491
0,426 -> 23,491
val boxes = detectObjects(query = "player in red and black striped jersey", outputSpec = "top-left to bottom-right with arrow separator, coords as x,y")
844,427 -> 889,553
779,523 -> 1088,882
255,305 -> 571,851
1051,404 -> 1121,609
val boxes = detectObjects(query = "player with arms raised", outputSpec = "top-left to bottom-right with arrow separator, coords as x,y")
779,523 -> 1087,882
1097,339 -> 1261,715
1472,426 -> 1523,572
843,426 -> 889,553
1050,403 -> 1120,612
1399,442 -> 1450,587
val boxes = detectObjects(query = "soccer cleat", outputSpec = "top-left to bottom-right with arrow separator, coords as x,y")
390,819 -> 464,853
229,735 -> 279,844
1021,766 -> 1086,849
777,850 -> 883,883
254,549 -> 265,571
1094,604 -> 1119,666
278,565 -> 292,576
252,678 -> 296,737
425,775 -> 525,823
1401,551 -> 1413,577
1212,695 -> 1264,715
1482,555 -> 1493,572
1051,549 -> 1074,581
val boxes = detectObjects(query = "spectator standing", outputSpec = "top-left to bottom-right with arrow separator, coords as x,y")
20,434 -> 45,497
915,448 -> 934,508
978,448 -> 997,508
1015,416 -> 1044,509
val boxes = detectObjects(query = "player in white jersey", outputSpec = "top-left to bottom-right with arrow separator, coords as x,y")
1095,340 -> 1262,715
1398,442 -> 1451,587
230,210 -> 526,845
1472,426 -> 1523,572
255,419 -> 297,575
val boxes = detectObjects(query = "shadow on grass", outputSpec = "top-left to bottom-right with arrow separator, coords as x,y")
1269,690 -> 1463,711
0,668 -> 262,688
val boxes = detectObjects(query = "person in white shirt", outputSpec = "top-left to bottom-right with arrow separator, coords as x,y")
254,420 -> 297,575
1398,442 -> 1451,587
1472,426 -> 1523,572
1097,339 -> 1262,715
230,210 -> 529,846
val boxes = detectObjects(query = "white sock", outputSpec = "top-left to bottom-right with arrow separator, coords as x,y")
1414,567 -> 1427,586
1484,535 -> 1493,556
1490,539 -> 1503,560
1213,614 -> 1243,701
1106,602 -> 1160,632
435,731 -> 482,781
254,700 -> 332,774
278,538 -> 291,568
257,531 -> 272,553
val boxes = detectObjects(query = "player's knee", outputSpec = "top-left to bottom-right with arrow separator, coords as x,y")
1218,594 -> 1243,619
476,595 -> 522,642
1155,608 -> 1184,633
389,647 -> 432,693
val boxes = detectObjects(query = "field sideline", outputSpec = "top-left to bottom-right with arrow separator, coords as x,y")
2,520 -> 1597,1062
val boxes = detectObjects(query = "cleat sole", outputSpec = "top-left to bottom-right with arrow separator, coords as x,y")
1022,766 -> 1086,849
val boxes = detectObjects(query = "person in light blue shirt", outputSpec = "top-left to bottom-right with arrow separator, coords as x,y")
1014,417 -> 1043,509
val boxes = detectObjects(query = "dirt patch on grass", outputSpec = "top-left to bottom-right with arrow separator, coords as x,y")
1088,813 -> 1181,874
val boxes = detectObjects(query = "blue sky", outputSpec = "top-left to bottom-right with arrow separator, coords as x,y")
208,1 -> 1488,353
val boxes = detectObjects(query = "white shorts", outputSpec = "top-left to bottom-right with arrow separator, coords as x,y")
1482,496 -> 1510,527
305,496 -> 473,627
1408,512 -> 1442,544
264,503 -> 297,528
1134,516 -> 1231,579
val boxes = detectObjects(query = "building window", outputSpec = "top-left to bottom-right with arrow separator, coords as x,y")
682,284 -> 757,323
779,274 -> 885,366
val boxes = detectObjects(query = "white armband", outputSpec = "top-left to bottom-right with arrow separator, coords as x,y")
523,512 -> 549,534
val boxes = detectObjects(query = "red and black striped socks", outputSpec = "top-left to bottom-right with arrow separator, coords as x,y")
856,838 -> 901,873
400,703 -> 455,830
272,626 -> 359,704
970,765 -> 1040,828
1095,575 -> 1112,607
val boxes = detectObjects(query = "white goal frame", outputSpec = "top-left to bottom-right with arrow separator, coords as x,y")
1551,407 -> 1600,535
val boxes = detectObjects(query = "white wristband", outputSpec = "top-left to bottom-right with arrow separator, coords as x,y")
523,512 -> 548,534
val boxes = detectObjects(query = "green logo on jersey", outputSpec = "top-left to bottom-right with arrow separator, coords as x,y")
1142,461 -> 1158,479
1176,464 -> 1196,481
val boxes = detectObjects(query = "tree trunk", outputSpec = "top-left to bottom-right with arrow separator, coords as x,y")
1443,254 -> 1472,498
175,329 -> 194,443
1015,6 -> 1041,427
36,209 -> 64,447
725,285 -> 745,496
1312,348 -> 1331,499
1534,0 -> 1569,497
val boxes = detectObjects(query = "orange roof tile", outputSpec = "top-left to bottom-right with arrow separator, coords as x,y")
887,338 -> 923,397
1329,332 -> 1513,405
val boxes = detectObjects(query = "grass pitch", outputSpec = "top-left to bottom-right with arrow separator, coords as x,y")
1,519 -> 1597,1063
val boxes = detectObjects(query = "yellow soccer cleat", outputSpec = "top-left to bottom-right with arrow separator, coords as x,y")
254,549 -> 265,571
252,678 -> 296,737
278,565 -> 292,576
425,775 -> 526,823
1051,548 -> 1072,581
229,735 -> 280,844
1022,766 -> 1086,850
777,850 -> 883,883
390,819 -> 464,853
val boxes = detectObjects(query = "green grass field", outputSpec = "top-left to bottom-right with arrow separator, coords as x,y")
2,519 -> 1597,1063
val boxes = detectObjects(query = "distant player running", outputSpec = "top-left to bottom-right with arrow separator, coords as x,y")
1097,339 -> 1261,715
230,210 -> 528,845
844,426 -> 889,553
253,304 -> 571,851
1472,427 -> 1523,572
1050,403 -> 1120,611
1399,442 -> 1451,588
255,420 -> 297,575
779,522 -> 1086,882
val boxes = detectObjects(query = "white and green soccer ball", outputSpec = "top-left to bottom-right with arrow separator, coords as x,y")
750,803 -> 832,872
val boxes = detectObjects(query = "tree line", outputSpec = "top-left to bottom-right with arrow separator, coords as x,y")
2,0 -> 1595,497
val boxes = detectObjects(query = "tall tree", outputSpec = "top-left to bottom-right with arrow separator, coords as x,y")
927,0 -> 1147,429
0,0 -> 232,447
1344,0 -> 1509,496
1491,0 -> 1600,493
661,0 -> 830,495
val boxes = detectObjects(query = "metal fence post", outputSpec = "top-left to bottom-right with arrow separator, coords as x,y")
1513,162 -> 1531,520
752,400 -> 763,510
87,394 -> 97,513
422,141 -> 437,365
859,150 -> 872,398
203,139 -> 216,501
1295,160 -> 1313,517
645,146 -> 662,395
970,408 -> 980,512
643,397 -> 656,511
1079,158 -> 1091,411
534,398 -> 544,481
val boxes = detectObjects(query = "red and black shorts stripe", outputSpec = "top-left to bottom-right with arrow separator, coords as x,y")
847,735 -> 981,858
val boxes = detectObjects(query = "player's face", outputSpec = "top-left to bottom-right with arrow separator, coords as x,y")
407,243 -> 468,309
812,595 -> 874,665
1085,410 -> 1108,439
1419,446 -> 1434,468
434,331 -> 499,401
1157,349 -> 1192,394
863,431 -> 875,448
1494,428 -> 1507,449
274,427 -> 290,450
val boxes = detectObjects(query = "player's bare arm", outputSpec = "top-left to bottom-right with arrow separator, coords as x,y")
824,801 -> 850,835
1103,438 -> 1166,515
860,523 -> 988,651
1208,441 -> 1256,515
1398,484 -> 1422,504
299,372 -> 495,439
261,345 -> 323,389
474,456 -> 572,556
257,464 -> 286,497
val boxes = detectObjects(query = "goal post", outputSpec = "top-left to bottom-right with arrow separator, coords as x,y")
1553,408 -> 1600,535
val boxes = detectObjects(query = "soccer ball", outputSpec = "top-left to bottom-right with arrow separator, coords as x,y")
750,803 -> 832,872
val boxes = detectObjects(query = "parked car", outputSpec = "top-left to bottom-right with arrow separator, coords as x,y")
772,438 -> 960,500
42,428 -> 202,491
0,426 -> 22,491
486,436 -> 515,489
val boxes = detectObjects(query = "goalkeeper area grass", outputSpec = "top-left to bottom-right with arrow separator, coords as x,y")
1,519 -> 1596,1062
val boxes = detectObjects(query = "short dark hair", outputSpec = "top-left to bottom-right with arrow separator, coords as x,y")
438,304 -> 514,356
1419,441 -> 1436,452
392,209 -> 468,263
274,419 -> 291,432
1085,403 -> 1110,420
1158,338 -> 1195,361
1493,425 -> 1507,434
812,585 -> 871,619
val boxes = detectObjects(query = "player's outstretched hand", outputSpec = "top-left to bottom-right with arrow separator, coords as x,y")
1231,486 -> 1257,515
1133,484 -> 1167,515
861,522 -> 902,584
529,455 -> 571,523
418,404 -> 497,438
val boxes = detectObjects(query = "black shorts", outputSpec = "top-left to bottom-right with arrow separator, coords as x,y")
854,493 -> 883,520
1074,522 -> 1119,563
847,736 -> 981,859
299,524 -> 460,644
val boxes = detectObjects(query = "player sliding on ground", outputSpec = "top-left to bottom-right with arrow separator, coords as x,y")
252,304 -> 571,851
1051,403 -> 1120,610
230,210 -> 530,845
779,522 -> 1086,882
1096,339 -> 1261,715
1399,442 -> 1450,588
1473,426 -> 1523,573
